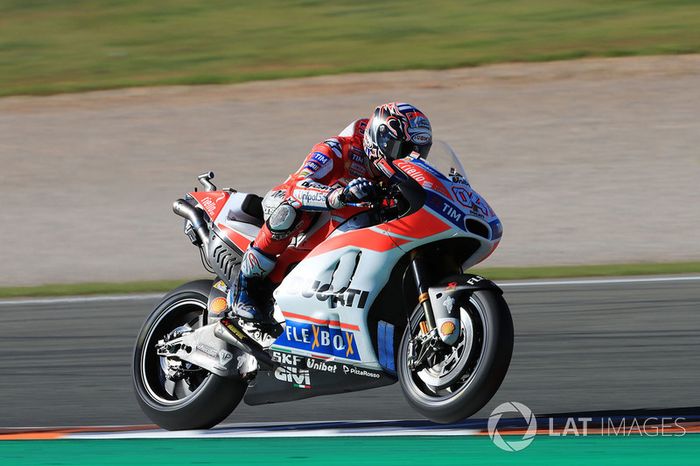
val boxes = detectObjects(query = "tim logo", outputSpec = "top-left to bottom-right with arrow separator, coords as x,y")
273,320 -> 360,361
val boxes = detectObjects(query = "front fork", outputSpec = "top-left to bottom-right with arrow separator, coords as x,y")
407,251 -> 464,370
410,250 -> 436,331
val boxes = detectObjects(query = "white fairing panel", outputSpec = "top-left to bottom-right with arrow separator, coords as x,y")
215,192 -> 261,239
273,236 -> 404,370
223,142 -> 502,375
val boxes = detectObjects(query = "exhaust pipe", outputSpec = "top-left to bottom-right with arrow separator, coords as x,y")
173,199 -> 210,247
215,319 -> 278,370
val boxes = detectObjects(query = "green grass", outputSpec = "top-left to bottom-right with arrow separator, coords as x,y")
0,279 -> 186,299
472,261 -> 700,280
0,262 -> 698,298
1,0 -> 699,96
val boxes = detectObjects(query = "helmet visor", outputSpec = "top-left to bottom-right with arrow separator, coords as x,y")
377,126 -> 431,160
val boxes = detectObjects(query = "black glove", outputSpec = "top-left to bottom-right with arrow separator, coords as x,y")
327,177 -> 376,209
342,177 -> 376,203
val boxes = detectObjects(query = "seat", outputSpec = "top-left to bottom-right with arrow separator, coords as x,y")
226,193 -> 264,227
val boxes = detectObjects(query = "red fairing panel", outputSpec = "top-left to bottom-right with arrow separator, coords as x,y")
376,209 -> 450,240
215,223 -> 253,252
393,159 -> 451,198
190,191 -> 230,220
307,228 -> 409,258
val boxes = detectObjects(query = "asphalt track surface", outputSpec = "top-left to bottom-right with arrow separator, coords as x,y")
0,277 -> 698,427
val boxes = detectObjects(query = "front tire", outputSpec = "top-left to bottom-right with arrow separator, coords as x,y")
398,286 -> 513,424
132,280 -> 247,430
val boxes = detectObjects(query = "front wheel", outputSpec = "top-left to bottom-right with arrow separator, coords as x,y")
132,280 -> 247,430
397,286 -> 513,424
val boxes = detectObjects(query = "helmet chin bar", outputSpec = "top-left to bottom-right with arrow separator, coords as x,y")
413,142 -> 432,159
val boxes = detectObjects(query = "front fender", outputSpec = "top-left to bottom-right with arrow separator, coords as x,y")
437,274 -> 503,294
428,274 -> 502,344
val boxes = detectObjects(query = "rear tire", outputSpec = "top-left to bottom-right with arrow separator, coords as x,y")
132,280 -> 247,430
398,285 -> 513,424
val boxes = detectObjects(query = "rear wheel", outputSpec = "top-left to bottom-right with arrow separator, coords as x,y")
132,280 -> 247,430
398,285 -> 513,423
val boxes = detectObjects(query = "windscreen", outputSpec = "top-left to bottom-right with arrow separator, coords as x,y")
416,140 -> 468,182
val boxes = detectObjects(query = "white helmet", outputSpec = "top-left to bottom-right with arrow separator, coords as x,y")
363,102 -> 432,164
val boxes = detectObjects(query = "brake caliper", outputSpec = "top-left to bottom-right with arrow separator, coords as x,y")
408,326 -> 444,371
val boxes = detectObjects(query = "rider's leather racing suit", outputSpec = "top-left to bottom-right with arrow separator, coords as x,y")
231,118 -> 388,320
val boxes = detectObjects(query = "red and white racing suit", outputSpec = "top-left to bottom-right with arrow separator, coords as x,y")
240,118 -> 385,282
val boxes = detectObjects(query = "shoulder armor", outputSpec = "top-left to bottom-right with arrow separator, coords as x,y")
338,118 -> 368,138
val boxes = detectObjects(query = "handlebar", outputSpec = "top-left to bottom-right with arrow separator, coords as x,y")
344,201 -> 376,208
345,177 -> 425,219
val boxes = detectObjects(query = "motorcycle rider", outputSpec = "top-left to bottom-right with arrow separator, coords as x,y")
228,102 -> 433,325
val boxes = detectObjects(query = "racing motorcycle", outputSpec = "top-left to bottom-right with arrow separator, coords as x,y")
132,142 -> 513,430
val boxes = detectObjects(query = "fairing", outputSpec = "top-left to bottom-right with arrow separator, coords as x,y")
188,143 -> 502,400
272,142 -> 502,371
189,191 -> 260,252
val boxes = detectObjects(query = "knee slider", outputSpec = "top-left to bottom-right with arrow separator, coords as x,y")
266,203 -> 298,239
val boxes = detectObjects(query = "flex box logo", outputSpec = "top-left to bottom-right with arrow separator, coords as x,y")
273,320 -> 360,361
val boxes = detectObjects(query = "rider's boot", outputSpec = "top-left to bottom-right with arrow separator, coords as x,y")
226,245 -> 276,323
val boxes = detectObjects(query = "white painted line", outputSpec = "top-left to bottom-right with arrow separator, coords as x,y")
69,427 -> 483,439
0,420 -> 485,439
1,275 -> 698,306
498,275 -> 700,288
0,293 -> 163,306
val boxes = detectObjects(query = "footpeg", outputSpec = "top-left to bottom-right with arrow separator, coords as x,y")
215,318 -> 278,369
258,320 -> 284,339
224,310 -> 283,343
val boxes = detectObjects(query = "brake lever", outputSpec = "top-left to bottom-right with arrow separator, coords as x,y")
344,201 -> 376,208
345,186 -> 394,209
